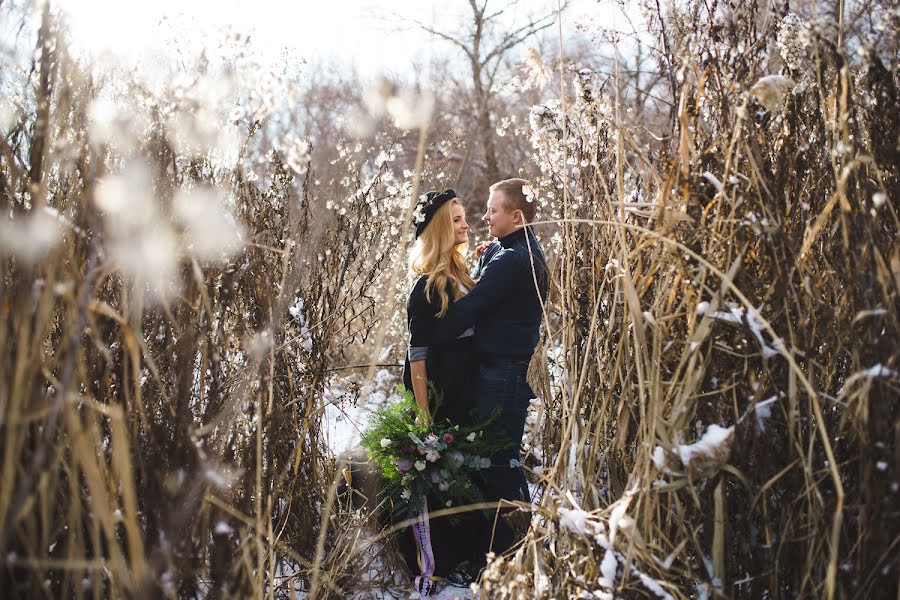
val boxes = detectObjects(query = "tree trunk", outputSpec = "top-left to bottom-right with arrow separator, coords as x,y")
28,0 -> 54,195
472,63 -> 500,184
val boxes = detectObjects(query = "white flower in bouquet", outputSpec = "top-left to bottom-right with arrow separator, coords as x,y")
425,433 -> 439,445
438,481 -> 450,492
380,438 -> 391,448
466,432 -> 477,442
479,457 -> 491,469
401,488 -> 411,500
425,449 -> 440,462
415,460 -> 426,472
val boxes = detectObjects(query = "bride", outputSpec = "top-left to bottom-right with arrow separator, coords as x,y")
397,189 -> 485,592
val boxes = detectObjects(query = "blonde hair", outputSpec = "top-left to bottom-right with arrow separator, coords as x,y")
409,199 -> 476,317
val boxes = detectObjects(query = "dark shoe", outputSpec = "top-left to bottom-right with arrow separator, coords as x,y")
414,575 -> 448,596
446,561 -> 480,588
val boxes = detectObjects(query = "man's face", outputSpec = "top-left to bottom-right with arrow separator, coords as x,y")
483,190 -> 519,238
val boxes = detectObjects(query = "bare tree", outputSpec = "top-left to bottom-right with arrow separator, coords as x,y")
27,0 -> 56,199
408,1 -> 566,187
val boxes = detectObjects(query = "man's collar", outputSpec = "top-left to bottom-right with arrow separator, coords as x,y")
498,227 -> 528,248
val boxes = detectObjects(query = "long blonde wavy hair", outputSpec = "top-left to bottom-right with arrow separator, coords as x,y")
409,198 -> 476,317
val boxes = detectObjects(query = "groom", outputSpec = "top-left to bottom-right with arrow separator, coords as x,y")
431,177 -> 547,558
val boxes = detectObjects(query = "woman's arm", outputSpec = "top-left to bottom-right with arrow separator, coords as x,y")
409,360 -> 430,422
432,251 -> 519,344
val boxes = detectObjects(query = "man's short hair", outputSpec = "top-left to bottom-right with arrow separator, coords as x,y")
490,178 -> 536,223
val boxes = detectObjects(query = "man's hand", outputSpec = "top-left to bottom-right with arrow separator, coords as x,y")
475,240 -> 494,257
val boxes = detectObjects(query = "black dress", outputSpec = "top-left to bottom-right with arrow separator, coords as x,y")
397,276 -> 482,577
402,276 -> 477,425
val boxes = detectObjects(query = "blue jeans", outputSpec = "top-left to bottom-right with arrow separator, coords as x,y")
474,356 -> 533,554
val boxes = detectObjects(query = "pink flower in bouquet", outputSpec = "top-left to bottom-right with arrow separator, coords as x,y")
442,433 -> 454,444
397,458 -> 412,474
402,444 -> 417,454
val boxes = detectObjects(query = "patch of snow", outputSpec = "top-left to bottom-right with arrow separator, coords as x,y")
559,507 -> 602,537
652,446 -> 673,474
701,172 -> 724,194
754,395 -> 779,432
863,364 -> 897,378
676,424 -> 734,476
700,302 -> 780,358
324,394 -> 368,453
634,568 -> 674,599
678,425 -> 733,466
214,521 -> 233,535
599,549 -> 618,588
324,370 -> 402,454
288,297 -> 313,353
607,489 -> 634,544
695,582 -> 710,600
839,363 -> 899,396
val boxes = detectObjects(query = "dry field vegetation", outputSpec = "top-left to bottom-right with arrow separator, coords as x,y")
1,0 -> 898,598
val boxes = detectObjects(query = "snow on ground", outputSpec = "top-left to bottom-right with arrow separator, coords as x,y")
422,586 -> 476,599
324,368 -> 400,454
323,384 -> 369,454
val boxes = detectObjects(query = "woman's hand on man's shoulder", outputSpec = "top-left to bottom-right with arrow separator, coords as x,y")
475,240 -> 496,257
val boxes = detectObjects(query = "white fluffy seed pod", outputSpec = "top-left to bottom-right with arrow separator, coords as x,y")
750,75 -> 797,113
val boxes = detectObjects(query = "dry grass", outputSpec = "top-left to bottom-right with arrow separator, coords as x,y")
1,1 -> 897,598
0,6 -> 422,597
478,2 -> 899,599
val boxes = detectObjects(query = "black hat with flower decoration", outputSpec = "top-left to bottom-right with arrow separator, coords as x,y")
413,189 -> 457,238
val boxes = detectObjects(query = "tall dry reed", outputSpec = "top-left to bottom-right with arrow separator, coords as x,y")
477,1 -> 898,599
0,4 -> 431,597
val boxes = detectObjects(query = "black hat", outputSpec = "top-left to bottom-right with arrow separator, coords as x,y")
413,189 -> 457,238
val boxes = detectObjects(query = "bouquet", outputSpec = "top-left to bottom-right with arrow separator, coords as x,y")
360,385 -> 511,516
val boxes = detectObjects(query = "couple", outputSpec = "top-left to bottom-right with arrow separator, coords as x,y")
398,178 -> 548,591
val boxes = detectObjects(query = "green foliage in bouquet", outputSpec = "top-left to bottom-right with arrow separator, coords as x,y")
360,384 -> 512,517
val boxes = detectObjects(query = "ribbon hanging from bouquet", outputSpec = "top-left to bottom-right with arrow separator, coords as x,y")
412,497 -> 437,596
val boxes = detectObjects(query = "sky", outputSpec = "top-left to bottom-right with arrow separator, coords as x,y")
57,0 -> 434,73
49,0 -> 613,77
